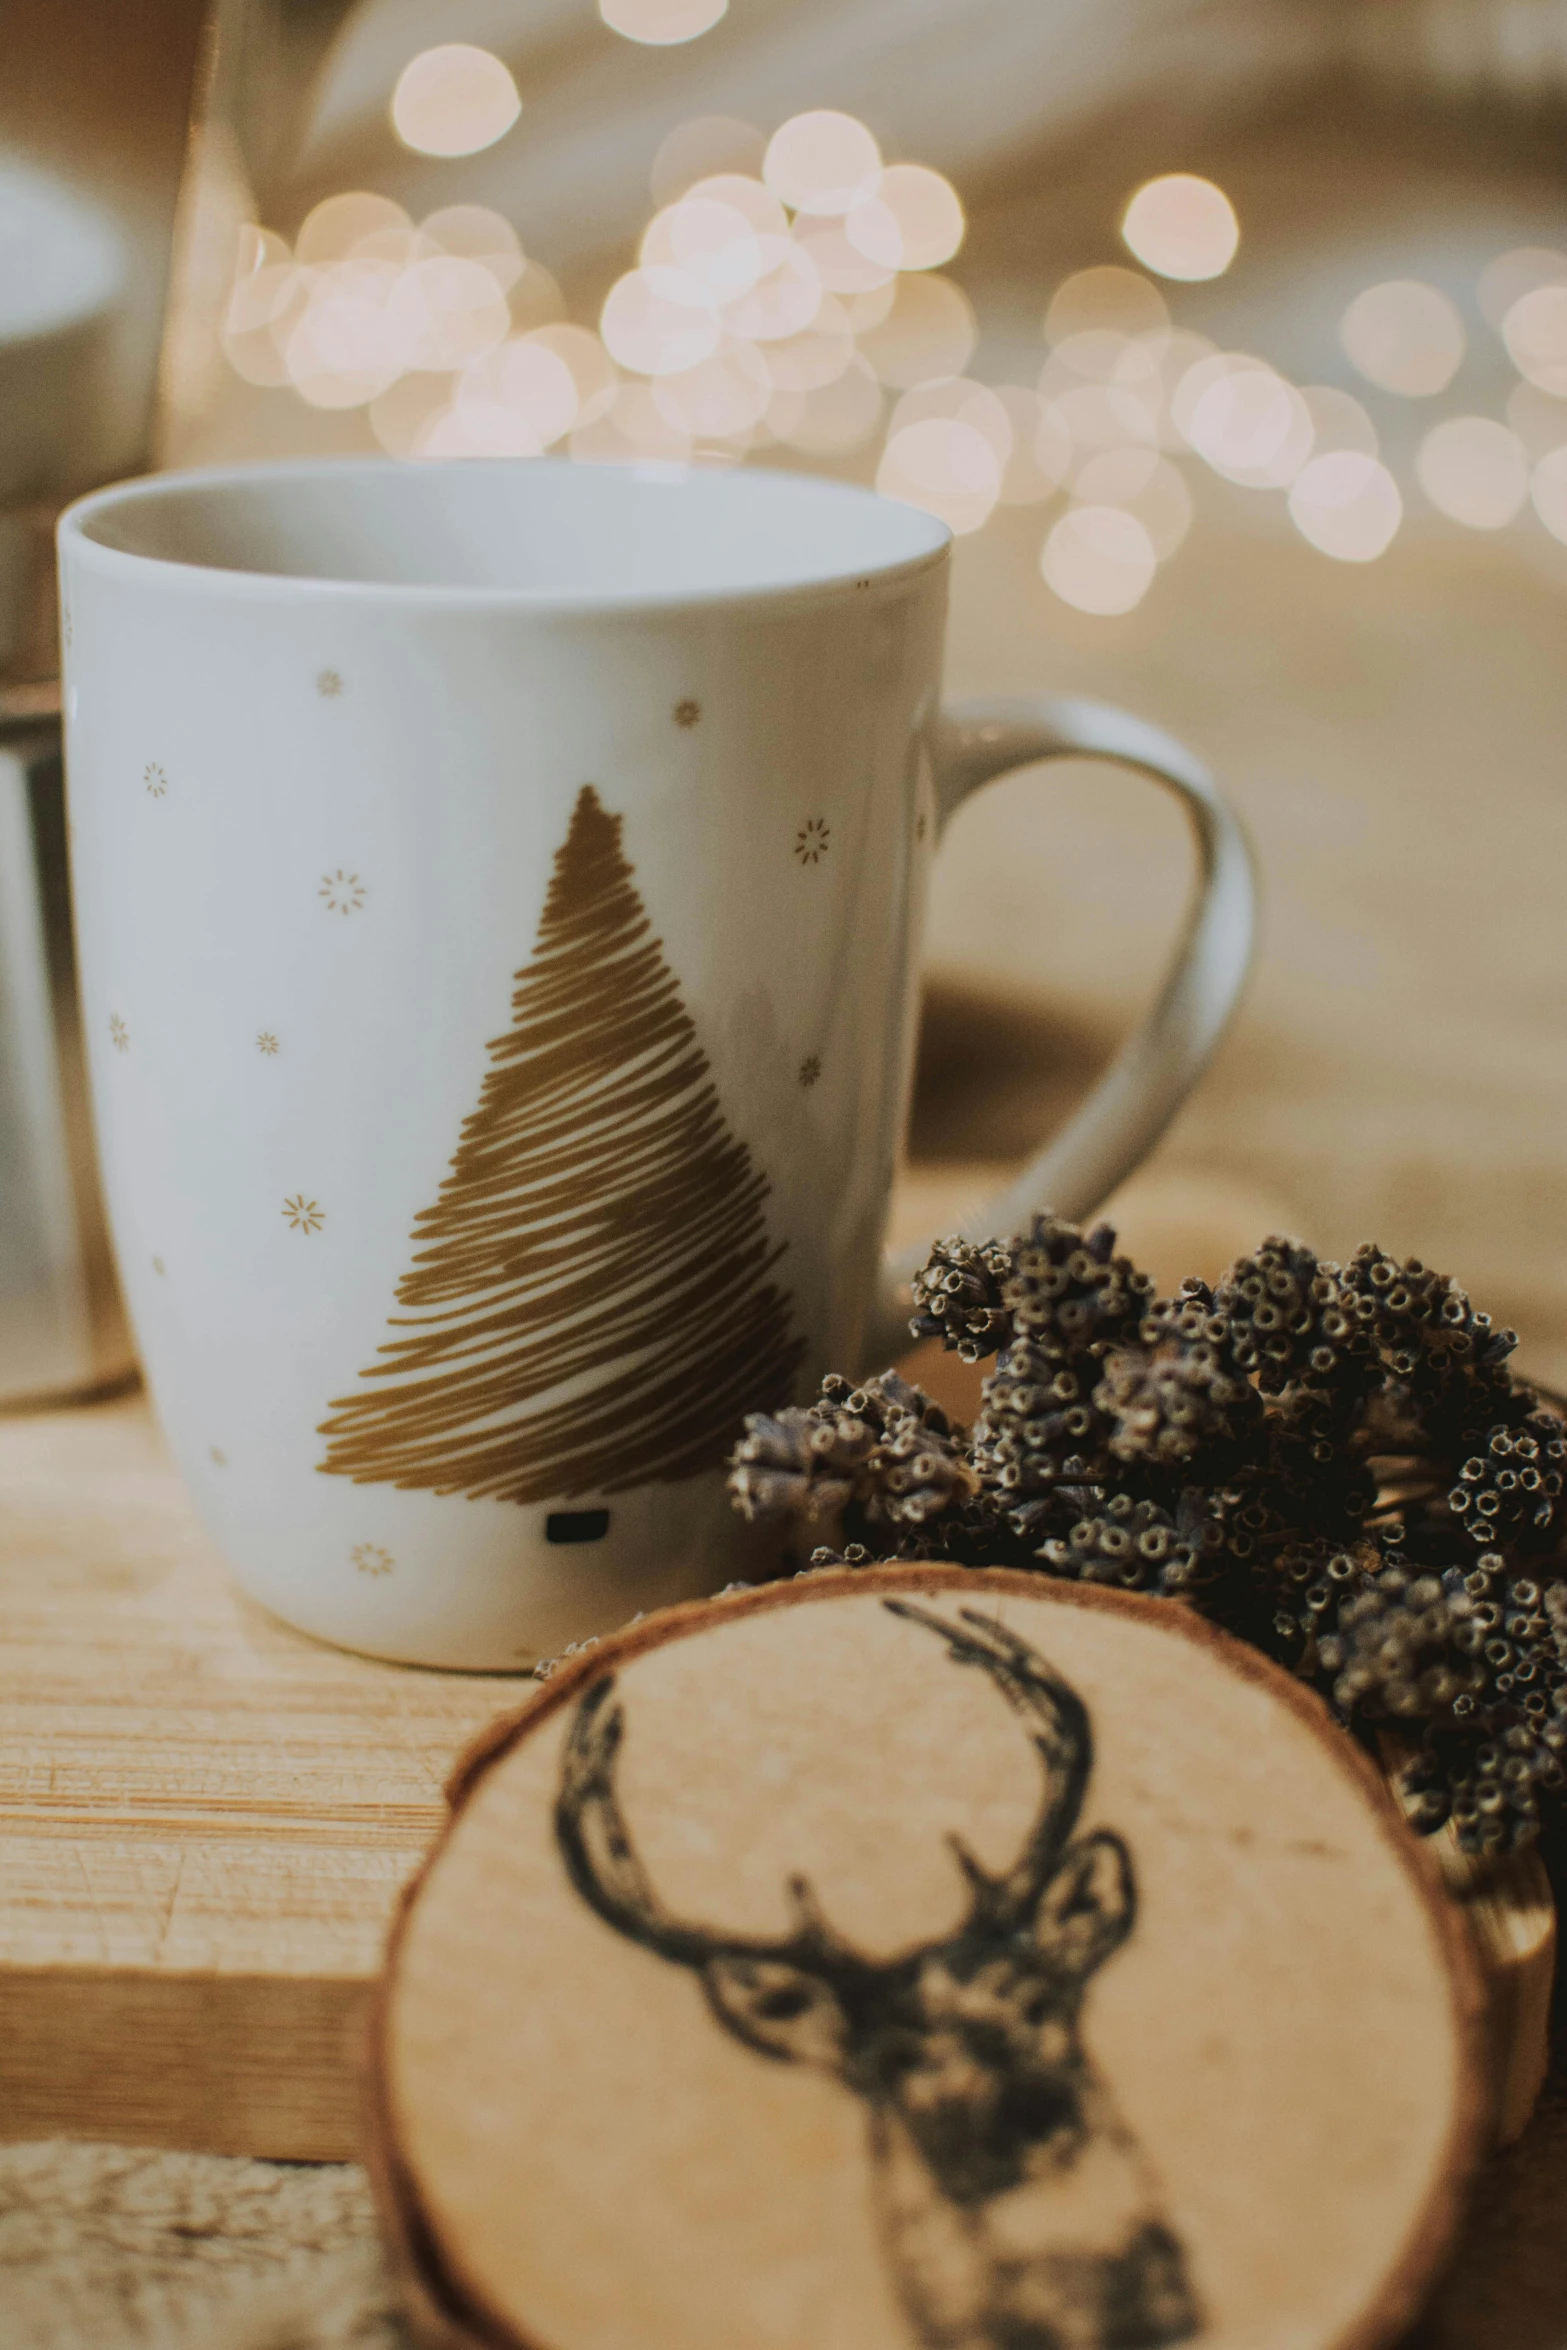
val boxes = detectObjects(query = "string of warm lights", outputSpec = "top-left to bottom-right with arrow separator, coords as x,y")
216,47 -> 1567,617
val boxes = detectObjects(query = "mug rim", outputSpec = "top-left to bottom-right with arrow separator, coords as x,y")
59,455 -> 953,618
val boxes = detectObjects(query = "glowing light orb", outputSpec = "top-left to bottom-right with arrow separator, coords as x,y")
1529,444 -> 1567,542
770,353 -> 883,454
1288,452 -> 1402,561
763,112 -> 881,218
391,46 -> 521,158
1121,176 -> 1238,282
1041,505 -> 1157,613
1415,417 -> 1528,529
1339,280 -> 1464,397
844,166 -> 964,272
1502,284 -> 1567,397
601,0 -> 726,43
1044,266 -> 1168,346
601,267 -> 720,375
856,273 -> 977,388
877,417 -> 999,535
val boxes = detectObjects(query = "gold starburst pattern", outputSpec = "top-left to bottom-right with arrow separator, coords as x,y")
317,669 -> 343,698
320,870 -> 365,915
283,1194 -> 325,1234
673,698 -> 700,728
352,1542 -> 394,1576
798,1054 -> 822,1089
794,817 -> 830,866
108,1013 -> 129,1053
257,1032 -> 280,1056
144,762 -> 167,797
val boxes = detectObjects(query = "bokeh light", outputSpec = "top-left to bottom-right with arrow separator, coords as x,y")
419,206 -> 524,290
1502,284 -> 1567,396
572,380 -> 692,464
763,112 -> 881,217
651,118 -> 765,206
1044,266 -> 1168,345
888,376 -> 1011,462
642,195 -> 767,304
285,262 -> 405,408
600,267 -> 720,375
653,340 -> 771,437
507,259 -> 567,332
844,166 -> 964,272
1181,358 -> 1312,487
526,324 -> 618,425
369,371 -> 452,457
856,273 -> 977,387
1288,451 -> 1402,560
1478,247 -> 1567,330
760,299 -> 854,390
439,336 -> 580,455
1506,378 -> 1567,458
391,46 -> 521,158
1339,280 -> 1465,396
295,192 -> 410,265
992,387 -> 1071,504
792,216 -> 895,296
721,239 -> 822,342
390,256 -> 511,373
601,0 -> 727,44
1300,384 -> 1379,457
1041,505 -> 1157,613
1529,444 -> 1567,543
1120,176 -> 1238,282
878,417 -> 999,534
1415,416 -> 1528,528
1072,447 -> 1193,559
770,354 -> 883,454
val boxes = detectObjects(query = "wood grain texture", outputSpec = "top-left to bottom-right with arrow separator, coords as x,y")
0,1392 -> 520,2156
372,1568 -> 1487,2350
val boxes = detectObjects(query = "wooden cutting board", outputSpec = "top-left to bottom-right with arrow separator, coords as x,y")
0,1387 -> 1551,2164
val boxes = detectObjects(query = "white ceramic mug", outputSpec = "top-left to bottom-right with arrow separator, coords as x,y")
59,459 -> 1255,1669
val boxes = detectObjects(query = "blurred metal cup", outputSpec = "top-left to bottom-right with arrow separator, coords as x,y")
1,0 -> 207,1402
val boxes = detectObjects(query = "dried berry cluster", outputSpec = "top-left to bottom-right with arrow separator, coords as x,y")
728,1215 -> 1567,1856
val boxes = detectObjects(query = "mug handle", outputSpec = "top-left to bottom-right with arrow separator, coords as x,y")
862,692 -> 1259,1368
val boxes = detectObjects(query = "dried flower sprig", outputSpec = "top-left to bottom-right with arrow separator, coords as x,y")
727,1212 -> 1567,1856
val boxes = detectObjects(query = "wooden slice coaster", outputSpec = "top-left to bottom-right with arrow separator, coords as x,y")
370,1566 -> 1486,2350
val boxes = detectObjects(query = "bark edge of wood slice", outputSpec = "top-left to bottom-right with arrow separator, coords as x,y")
368,1565 -> 1489,2350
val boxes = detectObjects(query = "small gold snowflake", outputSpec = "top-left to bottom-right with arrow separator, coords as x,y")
674,698 -> 701,728
257,1031 -> 279,1056
794,816 -> 830,866
209,1446 -> 227,1467
352,1542 -> 394,1576
144,762 -> 167,797
319,870 -> 365,915
108,1013 -> 129,1052
317,669 -> 343,697
282,1194 -> 324,1234
798,1053 -> 822,1089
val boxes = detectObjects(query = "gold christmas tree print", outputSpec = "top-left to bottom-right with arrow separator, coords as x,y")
317,784 -> 804,1505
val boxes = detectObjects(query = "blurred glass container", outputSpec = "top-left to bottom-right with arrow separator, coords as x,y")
0,0 -> 206,1402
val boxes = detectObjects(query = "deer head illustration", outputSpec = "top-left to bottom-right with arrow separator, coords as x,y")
555,1600 -> 1200,2350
